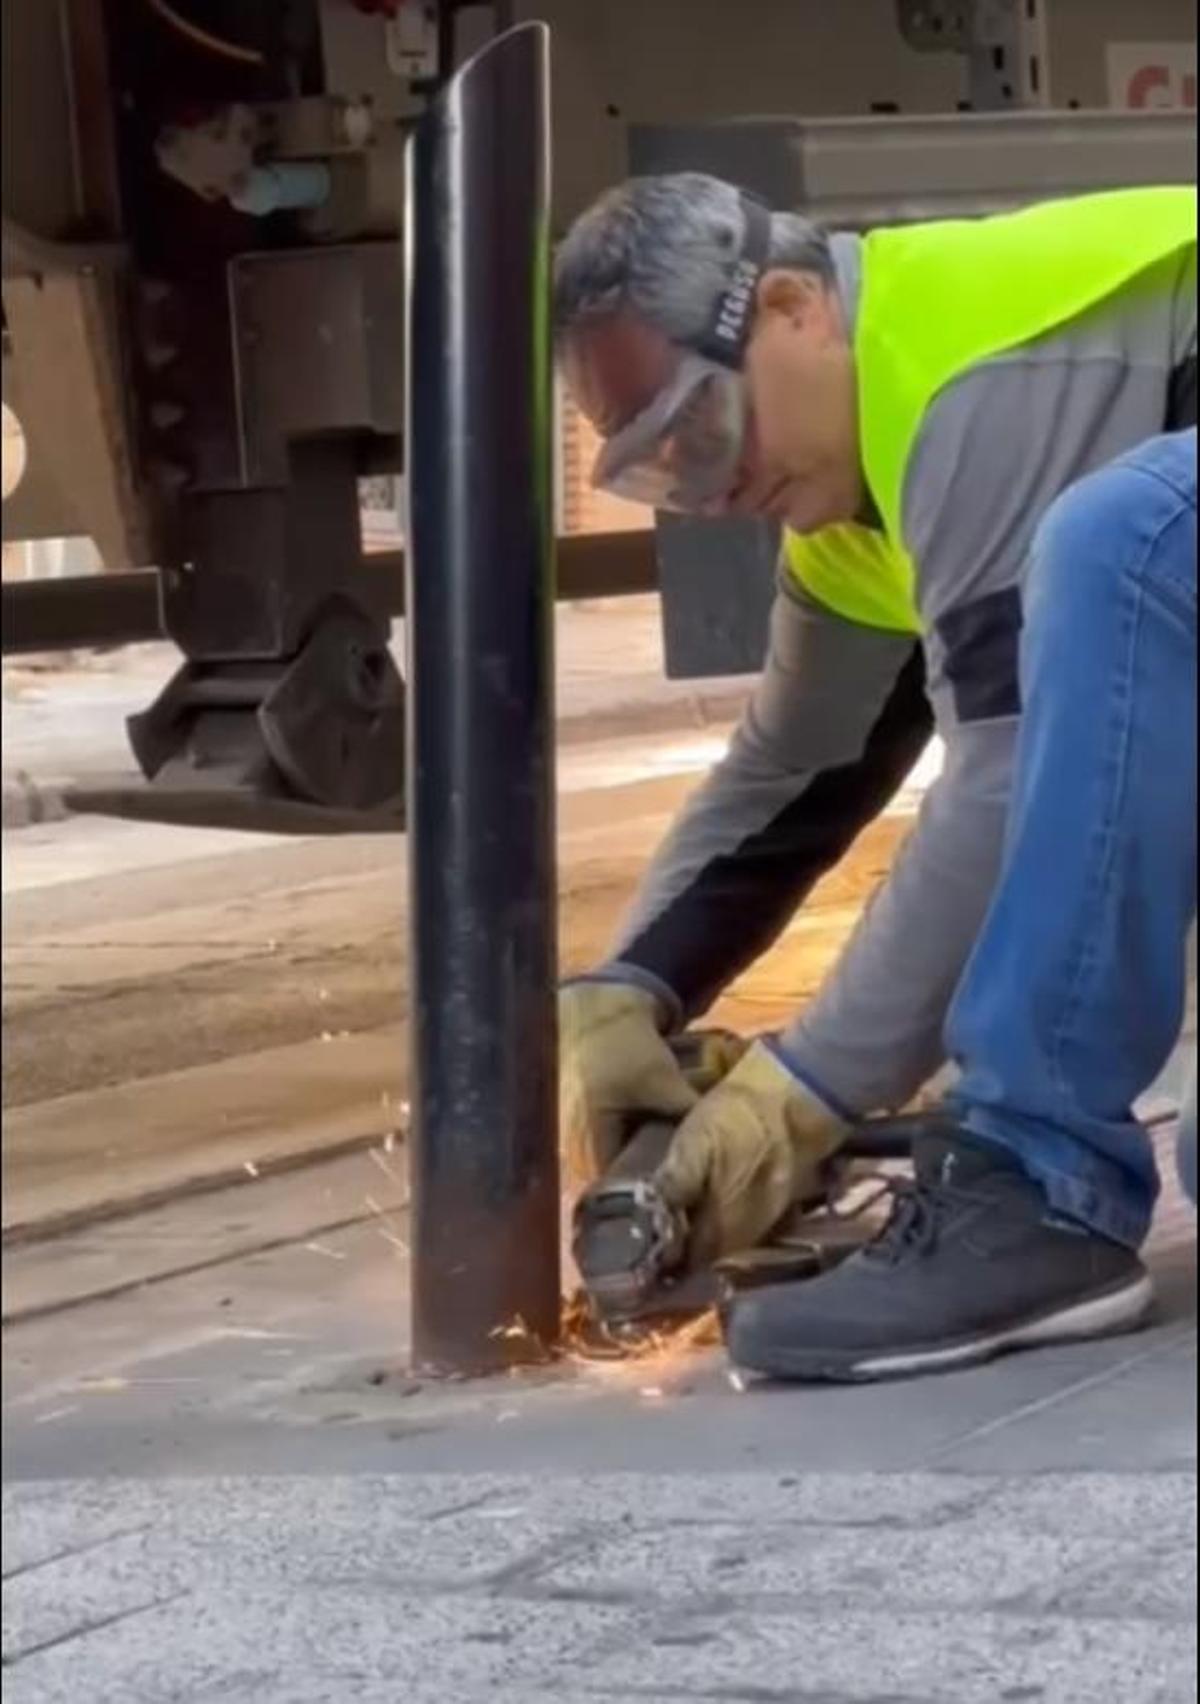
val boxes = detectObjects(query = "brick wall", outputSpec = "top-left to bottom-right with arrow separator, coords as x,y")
559,393 -> 650,535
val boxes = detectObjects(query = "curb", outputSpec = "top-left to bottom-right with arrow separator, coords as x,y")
2,1125 -> 400,1257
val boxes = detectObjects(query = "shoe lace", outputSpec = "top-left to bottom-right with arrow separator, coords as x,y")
860,1172 -> 990,1266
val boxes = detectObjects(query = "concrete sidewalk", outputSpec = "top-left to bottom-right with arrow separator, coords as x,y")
1,599 -> 749,830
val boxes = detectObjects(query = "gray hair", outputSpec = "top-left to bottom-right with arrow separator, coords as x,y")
554,173 -> 834,349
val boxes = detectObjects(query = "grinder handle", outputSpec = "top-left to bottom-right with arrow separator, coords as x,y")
610,1030 -> 748,1181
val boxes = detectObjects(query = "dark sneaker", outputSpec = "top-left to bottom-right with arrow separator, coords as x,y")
725,1127 -> 1155,1383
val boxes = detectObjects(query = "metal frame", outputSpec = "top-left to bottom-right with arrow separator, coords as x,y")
630,108 -> 1197,230
0,531 -> 661,656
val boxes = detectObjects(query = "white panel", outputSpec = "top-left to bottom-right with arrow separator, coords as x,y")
1106,41 -> 1198,110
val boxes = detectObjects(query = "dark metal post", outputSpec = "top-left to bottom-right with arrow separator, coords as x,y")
405,23 -> 559,1373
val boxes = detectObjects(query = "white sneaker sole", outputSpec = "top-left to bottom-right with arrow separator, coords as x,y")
733,1271 -> 1157,1384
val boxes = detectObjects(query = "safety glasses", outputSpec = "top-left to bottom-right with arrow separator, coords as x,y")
591,352 -> 749,515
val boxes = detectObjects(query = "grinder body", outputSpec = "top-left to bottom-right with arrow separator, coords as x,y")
571,1031 -> 742,1323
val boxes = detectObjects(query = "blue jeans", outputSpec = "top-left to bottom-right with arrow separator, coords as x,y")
947,431 -> 1198,1249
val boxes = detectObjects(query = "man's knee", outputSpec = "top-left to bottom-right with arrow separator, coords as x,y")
1034,461 -> 1139,586
1026,439 -> 1194,634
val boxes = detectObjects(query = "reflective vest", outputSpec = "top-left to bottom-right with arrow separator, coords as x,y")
785,186 -> 1197,634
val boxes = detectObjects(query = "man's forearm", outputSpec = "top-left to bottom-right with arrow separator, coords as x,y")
610,648 -> 933,1020
782,720 -> 1016,1116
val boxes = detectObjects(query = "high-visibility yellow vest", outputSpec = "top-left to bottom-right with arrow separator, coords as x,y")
785,187 -> 1197,634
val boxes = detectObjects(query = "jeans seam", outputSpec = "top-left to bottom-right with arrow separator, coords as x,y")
1139,503 -> 1199,618
1043,485 -> 1196,1093
1045,536 -> 1158,1112
1120,456 -> 1198,515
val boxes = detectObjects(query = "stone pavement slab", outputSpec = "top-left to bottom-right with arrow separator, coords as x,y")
3,1472 -> 1196,1703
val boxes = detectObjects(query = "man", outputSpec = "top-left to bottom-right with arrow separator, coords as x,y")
554,174 -> 1197,1378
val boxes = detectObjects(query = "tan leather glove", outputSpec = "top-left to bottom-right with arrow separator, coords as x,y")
654,1039 -> 850,1271
559,980 -> 700,1192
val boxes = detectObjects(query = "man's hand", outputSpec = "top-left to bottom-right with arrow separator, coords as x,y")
559,980 -> 700,1191
655,1039 -> 849,1270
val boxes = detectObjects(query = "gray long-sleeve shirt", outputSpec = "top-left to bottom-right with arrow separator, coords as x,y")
604,229 -> 1197,1117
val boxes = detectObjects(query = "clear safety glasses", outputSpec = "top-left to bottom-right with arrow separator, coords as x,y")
591,351 -> 749,516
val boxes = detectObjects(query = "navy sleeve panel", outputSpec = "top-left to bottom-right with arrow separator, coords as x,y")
936,586 -> 1024,725
619,646 -> 933,1021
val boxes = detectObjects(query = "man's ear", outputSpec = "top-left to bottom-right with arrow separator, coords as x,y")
755,268 -> 824,330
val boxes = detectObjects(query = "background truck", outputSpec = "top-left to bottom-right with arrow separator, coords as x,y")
2,0 -> 1196,830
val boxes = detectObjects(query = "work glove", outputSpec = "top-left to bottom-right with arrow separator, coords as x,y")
655,1038 -> 850,1272
559,979 -> 700,1192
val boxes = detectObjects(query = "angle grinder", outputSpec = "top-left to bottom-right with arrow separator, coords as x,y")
571,1030 -> 922,1328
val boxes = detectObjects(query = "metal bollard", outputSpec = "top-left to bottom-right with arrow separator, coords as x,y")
404,23 -> 560,1374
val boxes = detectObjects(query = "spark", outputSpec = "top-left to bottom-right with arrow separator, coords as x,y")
728,1370 -> 748,1394
216,1328 -> 308,1343
490,1315 -> 533,1342
558,1298 -> 722,1389
242,1160 -> 260,1179
305,1241 -> 346,1261
368,1147 -> 404,1187
363,1187 -> 410,1257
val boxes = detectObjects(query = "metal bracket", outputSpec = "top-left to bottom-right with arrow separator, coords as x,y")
127,597 -> 404,815
895,1 -> 969,53
227,246 -> 404,487
164,438 -> 385,661
259,601 -> 404,810
896,0 -> 1050,108
966,0 -> 1049,110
